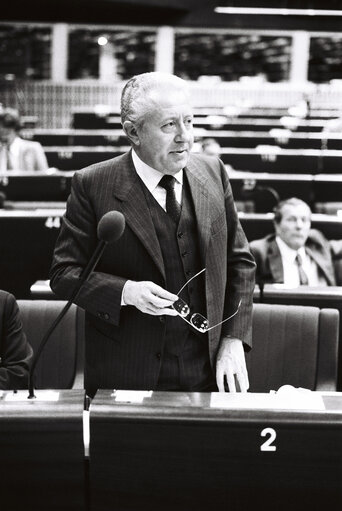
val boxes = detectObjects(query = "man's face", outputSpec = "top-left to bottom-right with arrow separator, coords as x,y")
134,88 -> 194,175
0,124 -> 15,145
275,204 -> 311,250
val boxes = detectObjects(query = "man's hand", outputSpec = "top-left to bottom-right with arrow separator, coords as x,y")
123,280 -> 179,316
216,337 -> 249,393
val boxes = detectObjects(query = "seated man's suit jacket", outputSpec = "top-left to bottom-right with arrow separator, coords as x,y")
0,290 -> 33,389
15,137 -> 48,171
250,229 -> 342,286
49,151 -> 256,391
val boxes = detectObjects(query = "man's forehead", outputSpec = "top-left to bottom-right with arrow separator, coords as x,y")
282,204 -> 311,217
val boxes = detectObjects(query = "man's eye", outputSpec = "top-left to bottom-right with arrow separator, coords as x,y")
185,118 -> 193,125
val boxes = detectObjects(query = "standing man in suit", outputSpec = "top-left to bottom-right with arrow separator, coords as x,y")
0,290 -> 33,390
50,72 -> 256,397
250,197 -> 342,287
0,107 -> 48,171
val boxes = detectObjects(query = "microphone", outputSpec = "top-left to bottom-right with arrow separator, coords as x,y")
28,211 -> 125,399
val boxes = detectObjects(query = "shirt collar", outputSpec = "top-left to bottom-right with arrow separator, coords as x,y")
7,136 -> 20,155
276,236 -> 306,263
131,149 -> 183,194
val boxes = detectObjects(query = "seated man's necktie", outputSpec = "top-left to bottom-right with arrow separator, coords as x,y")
158,175 -> 181,223
6,146 -> 13,170
295,253 -> 309,285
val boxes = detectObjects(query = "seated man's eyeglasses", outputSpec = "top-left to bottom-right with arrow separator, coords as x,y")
172,268 -> 241,333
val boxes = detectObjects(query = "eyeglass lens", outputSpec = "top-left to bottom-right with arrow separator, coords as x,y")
172,298 -> 209,332
190,314 -> 209,332
172,297 -> 190,317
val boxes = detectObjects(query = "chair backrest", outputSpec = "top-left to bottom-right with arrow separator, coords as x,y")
247,303 -> 339,392
17,300 -> 85,389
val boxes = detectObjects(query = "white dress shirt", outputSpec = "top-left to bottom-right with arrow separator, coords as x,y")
131,149 -> 183,209
276,236 -> 328,287
0,137 -> 20,171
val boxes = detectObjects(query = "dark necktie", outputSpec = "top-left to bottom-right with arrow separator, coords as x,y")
6,146 -> 14,170
295,253 -> 309,285
158,175 -> 181,224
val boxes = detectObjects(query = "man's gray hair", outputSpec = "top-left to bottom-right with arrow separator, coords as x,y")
273,197 -> 311,224
120,72 -> 190,127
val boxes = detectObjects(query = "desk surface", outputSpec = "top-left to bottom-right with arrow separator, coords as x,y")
254,283 -> 342,303
90,390 -> 342,511
90,389 -> 342,420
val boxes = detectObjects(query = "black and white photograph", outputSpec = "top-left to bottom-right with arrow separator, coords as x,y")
0,1 -> 342,510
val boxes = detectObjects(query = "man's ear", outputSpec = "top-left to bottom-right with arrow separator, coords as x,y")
123,121 -> 140,146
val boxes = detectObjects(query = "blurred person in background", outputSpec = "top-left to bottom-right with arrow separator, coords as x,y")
201,137 -> 221,157
0,290 -> 33,389
250,197 -> 342,287
0,107 -> 48,171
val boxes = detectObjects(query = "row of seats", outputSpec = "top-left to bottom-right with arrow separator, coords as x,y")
2,170 -> 342,206
2,210 -> 342,299
13,145 -> 339,173
19,299 -> 339,393
23,128 -> 342,150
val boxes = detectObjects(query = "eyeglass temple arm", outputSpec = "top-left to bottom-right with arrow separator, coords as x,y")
205,299 -> 242,332
177,268 -> 206,295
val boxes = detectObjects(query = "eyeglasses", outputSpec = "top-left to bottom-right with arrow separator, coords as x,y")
172,268 -> 241,333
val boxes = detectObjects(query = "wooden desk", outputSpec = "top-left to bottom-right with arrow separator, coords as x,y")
229,171 -> 314,205
0,209 -> 64,298
195,129 -> 342,150
0,171 -> 73,201
220,147 -> 323,173
23,128 -> 128,147
0,389 -> 85,511
89,390 -> 342,511
194,117 -> 329,132
44,146 -> 128,170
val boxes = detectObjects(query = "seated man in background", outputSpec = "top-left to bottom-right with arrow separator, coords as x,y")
201,137 -> 221,157
0,107 -> 48,171
250,197 -> 342,287
0,290 -> 33,389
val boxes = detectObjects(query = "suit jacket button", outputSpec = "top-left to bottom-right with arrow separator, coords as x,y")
156,352 -> 161,359
159,316 -> 165,323
104,313 -> 110,320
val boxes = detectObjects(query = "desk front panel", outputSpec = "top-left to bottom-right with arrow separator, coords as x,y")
0,210 -> 63,298
0,171 -> 72,201
0,390 -> 85,511
89,391 -> 342,511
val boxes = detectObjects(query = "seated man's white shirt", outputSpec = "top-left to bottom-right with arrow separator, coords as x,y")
0,137 -> 20,171
121,150 -> 184,305
276,236 -> 328,287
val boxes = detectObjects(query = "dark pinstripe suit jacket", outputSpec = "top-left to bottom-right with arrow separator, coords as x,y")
50,151 -> 256,391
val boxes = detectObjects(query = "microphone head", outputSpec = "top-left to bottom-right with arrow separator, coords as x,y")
97,211 -> 125,243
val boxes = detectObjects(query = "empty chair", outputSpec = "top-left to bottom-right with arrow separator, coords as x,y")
247,303 -> 339,392
17,300 -> 85,389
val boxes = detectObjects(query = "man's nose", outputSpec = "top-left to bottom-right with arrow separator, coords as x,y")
295,218 -> 305,228
175,122 -> 191,142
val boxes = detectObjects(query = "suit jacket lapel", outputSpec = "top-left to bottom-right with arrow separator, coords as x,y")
184,161 -> 211,263
305,246 -> 335,285
112,152 -> 165,278
267,238 -> 284,283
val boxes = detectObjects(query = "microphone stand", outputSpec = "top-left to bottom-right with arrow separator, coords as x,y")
258,280 -> 264,304
28,240 -> 107,399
